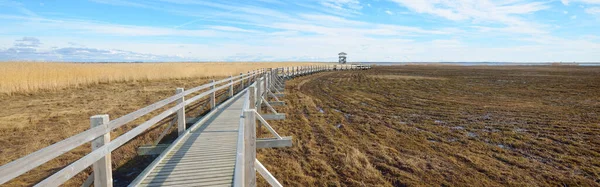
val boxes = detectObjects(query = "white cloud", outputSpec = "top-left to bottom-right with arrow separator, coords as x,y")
1,15 -> 232,37
571,15 -> 578,19
388,0 -> 549,34
319,0 -> 362,12
385,10 -> 394,15
0,37 -> 186,62
562,0 -> 600,5
298,14 -> 367,26
585,7 -> 600,14
207,26 -> 260,33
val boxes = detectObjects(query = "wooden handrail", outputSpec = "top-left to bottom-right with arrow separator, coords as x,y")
35,73 -> 260,186
233,85 -> 252,187
0,65 -> 371,186
129,82 -> 256,186
0,71 -> 259,185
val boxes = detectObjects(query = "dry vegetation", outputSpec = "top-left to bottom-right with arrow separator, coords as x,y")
0,62 -> 320,186
2,64 -> 600,186
0,62 -> 322,94
258,65 -> 600,186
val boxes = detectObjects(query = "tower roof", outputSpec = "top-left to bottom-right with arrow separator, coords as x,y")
338,52 -> 347,56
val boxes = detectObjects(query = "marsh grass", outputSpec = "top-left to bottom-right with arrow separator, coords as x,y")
0,62 -> 322,94
0,61 -> 321,186
257,65 -> 600,186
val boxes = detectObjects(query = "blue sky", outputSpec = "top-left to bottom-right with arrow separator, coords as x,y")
0,0 -> 599,62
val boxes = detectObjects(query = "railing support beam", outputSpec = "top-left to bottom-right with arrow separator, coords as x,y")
255,160 -> 283,187
229,75 -> 234,97
240,73 -> 245,91
210,80 -> 216,109
176,88 -> 185,136
90,115 -> 113,187
243,110 -> 257,187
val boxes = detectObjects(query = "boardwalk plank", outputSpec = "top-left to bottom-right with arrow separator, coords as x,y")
137,93 -> 246,186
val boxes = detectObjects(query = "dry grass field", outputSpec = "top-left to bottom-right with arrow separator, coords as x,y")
0,62 -> 320,186
2,64 -> 600,186
258,65 -> 600,186
0,62 -> 321,94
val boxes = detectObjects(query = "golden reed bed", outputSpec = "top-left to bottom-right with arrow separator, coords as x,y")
0,62 -> 324,94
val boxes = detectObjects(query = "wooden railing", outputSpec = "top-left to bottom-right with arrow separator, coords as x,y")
0,64 -> 370,187
232,64 -> 371,186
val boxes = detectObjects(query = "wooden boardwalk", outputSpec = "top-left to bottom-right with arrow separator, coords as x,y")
134,92 -> 246,186
0,65 -> 370,187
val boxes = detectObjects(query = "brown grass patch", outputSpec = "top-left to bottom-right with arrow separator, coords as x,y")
257,65 -> 600,186
369,74 -> 447,80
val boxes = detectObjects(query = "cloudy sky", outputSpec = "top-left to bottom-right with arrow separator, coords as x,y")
0,0 -> 599,62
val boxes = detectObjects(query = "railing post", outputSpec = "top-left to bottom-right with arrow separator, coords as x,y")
250,84 -> 261,137
229,75 -> 234,97
240,73 -> 244,90
268,68 -> 272,92
263,72 -> 269,101
251,82 -> 263,138
257,77 -> 262,108
176,88 -> 186,136
271,68 -> 275,87
248,71 -> 251,87
90,115 -> 112,187
210,80 -> 216,109
243,109 -> 256,187
249,86 -> 256,109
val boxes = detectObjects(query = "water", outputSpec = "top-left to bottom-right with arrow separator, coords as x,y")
358,62 -> 600,66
